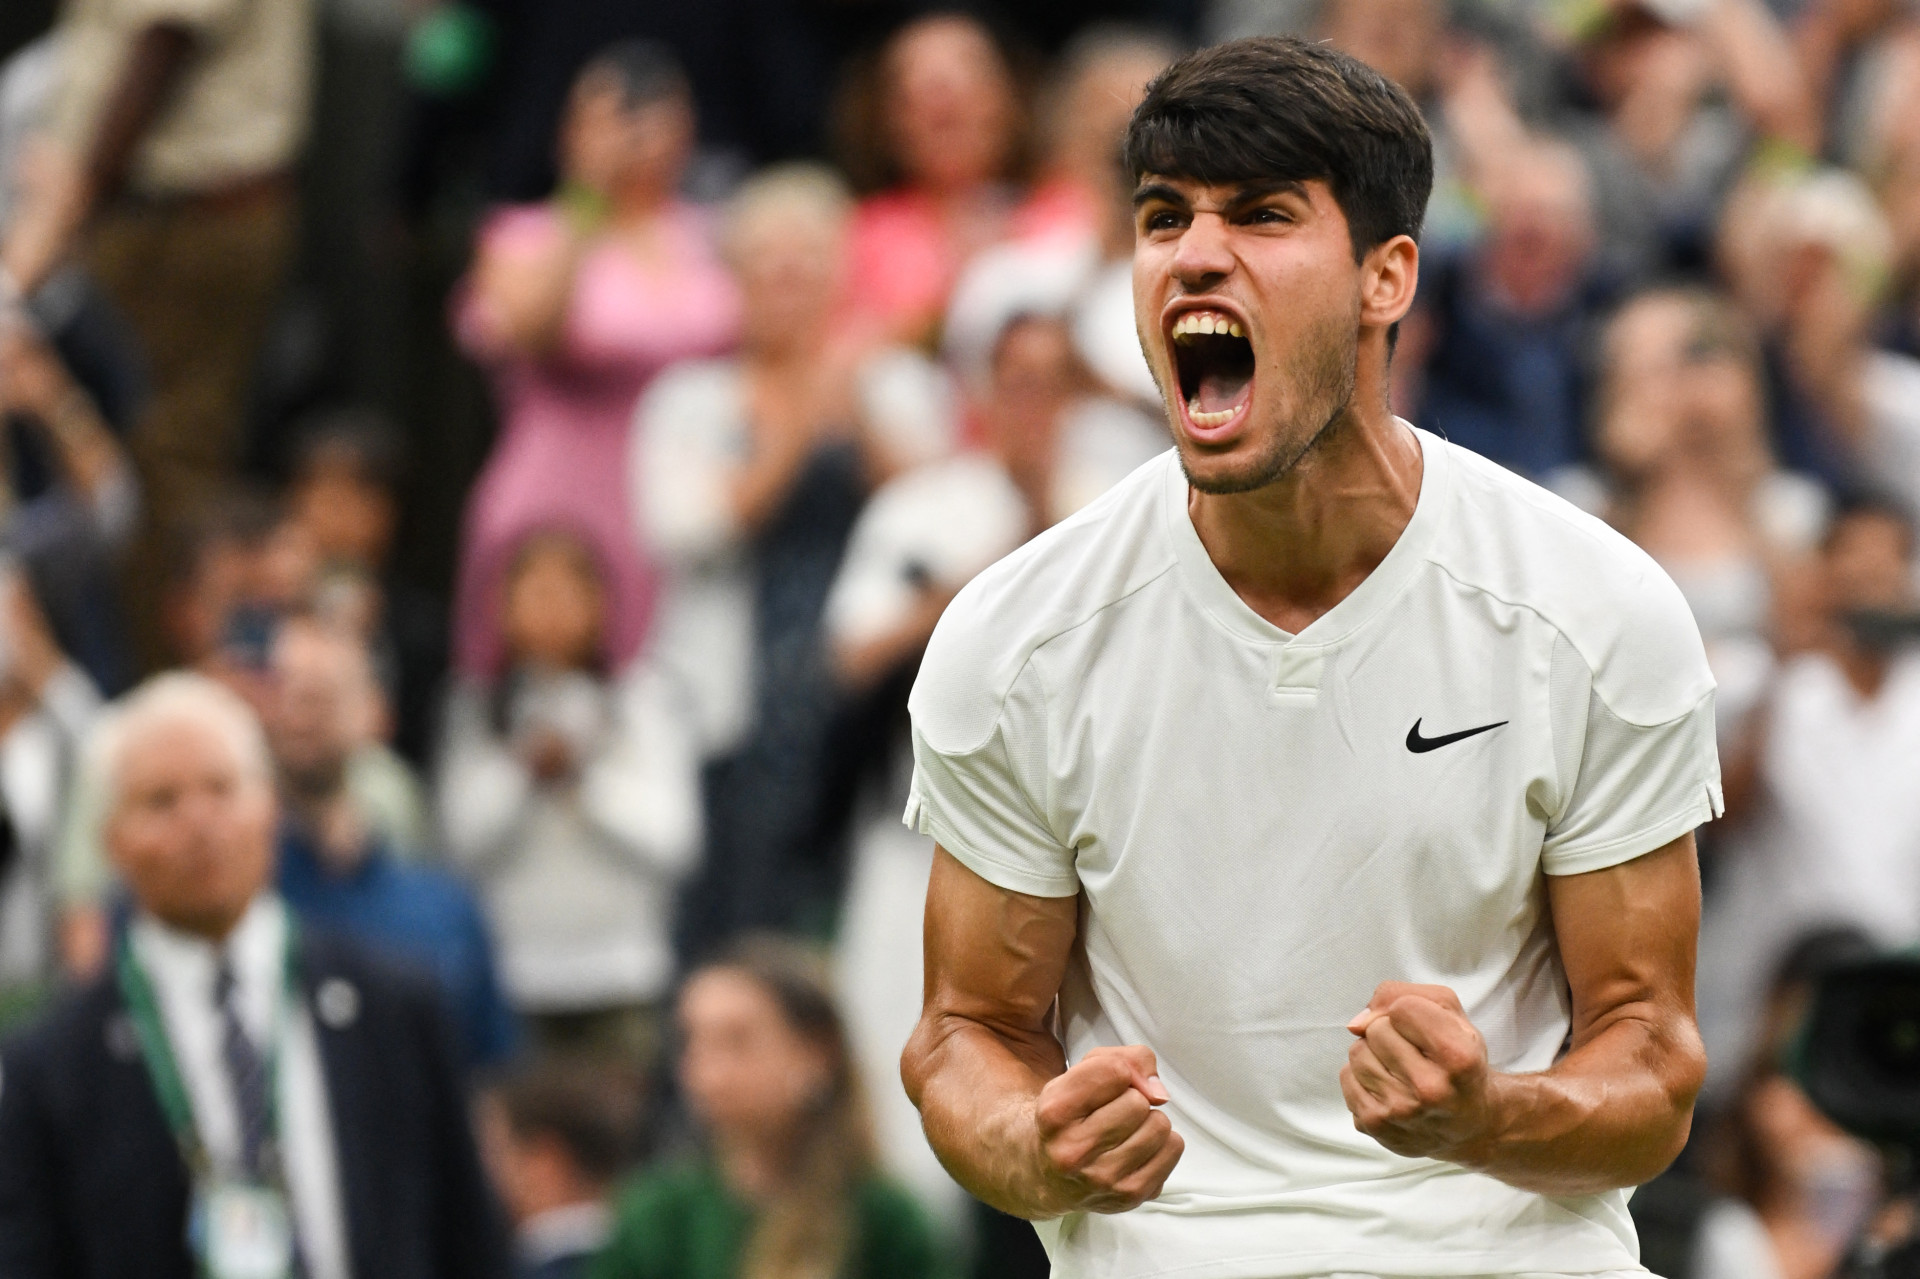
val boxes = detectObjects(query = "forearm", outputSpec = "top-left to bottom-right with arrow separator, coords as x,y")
1705,0 -> 1820,151
902,1011 -> 1068,1217
1452,1011 -> 1704,1195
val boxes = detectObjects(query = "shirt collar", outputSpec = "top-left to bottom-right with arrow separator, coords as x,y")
129,894 -> 287,1043
517,1201 -> 612,1266
1161,421 -> 1450,651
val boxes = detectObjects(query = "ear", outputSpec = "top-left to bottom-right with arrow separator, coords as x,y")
1359,234 -> 1419,331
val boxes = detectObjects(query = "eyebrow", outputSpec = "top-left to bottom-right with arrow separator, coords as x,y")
1131,177 -> 1311,211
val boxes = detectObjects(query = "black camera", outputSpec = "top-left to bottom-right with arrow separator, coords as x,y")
1796,955 -> 1920,1277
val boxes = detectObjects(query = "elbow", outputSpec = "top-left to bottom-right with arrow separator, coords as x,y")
899,1010 -> 949,1114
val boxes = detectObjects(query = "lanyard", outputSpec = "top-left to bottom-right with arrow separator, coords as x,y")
116,918 -> 299,1185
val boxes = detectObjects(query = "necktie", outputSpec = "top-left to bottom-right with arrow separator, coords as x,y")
212,956 -> 310,1278
213,957 -> 273,1180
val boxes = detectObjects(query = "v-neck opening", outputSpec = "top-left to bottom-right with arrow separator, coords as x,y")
1161,423 -> 1450,651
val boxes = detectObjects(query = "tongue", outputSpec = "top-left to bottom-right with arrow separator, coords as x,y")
1195,367 -> 1251,415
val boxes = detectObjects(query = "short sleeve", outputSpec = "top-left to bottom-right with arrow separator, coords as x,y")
906,656 -> 1078,898
1541,627 -> 1724,877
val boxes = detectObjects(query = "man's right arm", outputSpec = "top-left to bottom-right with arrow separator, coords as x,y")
901,847 -> 1184,1219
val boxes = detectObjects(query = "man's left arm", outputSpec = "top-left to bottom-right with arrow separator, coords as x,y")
1341,831 -> 1706,1196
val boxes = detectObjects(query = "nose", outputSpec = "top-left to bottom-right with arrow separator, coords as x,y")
1170,211 -> 1234,294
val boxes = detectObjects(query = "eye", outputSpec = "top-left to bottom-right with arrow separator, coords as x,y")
1142,209 -> 1185,232
1245,206 -> 1291,225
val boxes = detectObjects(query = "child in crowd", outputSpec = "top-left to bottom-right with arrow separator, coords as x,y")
484,1058 -> 644,1279
438,529 -> 700,1058
593,938 -> 944,1279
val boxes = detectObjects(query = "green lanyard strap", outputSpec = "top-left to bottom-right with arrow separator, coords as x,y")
116,918 -> 299,1186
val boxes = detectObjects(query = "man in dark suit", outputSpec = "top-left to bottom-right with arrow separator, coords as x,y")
0,671 -> 511,1279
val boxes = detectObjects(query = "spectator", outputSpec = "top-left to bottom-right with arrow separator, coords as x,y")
1561,0 -> 1818,275
592,938 -> 945,1279
942,30 -> 1172,407
453,39 -> 739,683
1589,286 -> 1829,739
0,322 -> 139,694
636,164 -> 946,954
1700,929 -> 1885,1279
438,530 -> 700,1056
0,569 -> 101,1023
283,408 -> 448,763
1718,165 -> 1905,486
0,671 -> 510,1279
0,0 -> 314,660
271,615 -> 519,1069
1413,134 -> 1621,481
1010,24 -> 1176,246
838,15 -> 1027,347
482,1058 -> 642,1279
831,312 -> 1161,1233
1697,496 -> 1920,1102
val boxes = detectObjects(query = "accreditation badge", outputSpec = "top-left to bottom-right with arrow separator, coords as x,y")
192,1181 -> 296,1279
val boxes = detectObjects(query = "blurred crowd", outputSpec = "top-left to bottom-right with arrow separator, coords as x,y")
0,0 -> 1918,1276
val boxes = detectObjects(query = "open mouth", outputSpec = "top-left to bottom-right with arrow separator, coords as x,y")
1171,309 -> 1256,431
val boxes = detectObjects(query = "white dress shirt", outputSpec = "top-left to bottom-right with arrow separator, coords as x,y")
128,895 -> 352,1279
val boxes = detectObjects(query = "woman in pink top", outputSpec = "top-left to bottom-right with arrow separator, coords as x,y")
842,15 -> 1027,348
452,41 -> 739,678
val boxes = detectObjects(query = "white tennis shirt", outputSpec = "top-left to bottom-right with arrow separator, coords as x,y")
905,427 -> 1722,1278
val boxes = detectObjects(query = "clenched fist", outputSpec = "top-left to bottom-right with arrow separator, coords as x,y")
1032,1045 -> 1185,1215
1340,982 -> 1495,1161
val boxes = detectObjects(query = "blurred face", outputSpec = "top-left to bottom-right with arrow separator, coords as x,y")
560,81 -> 694,200
502,537 -> 606,670
1322,0 -> 1443,97
731,212 -> 846,349
1825,513 -> 1916,615
1483,150 -> 1595,313
108,715 -> 276,939
1056,48 -> 1166,185
677,970 -> 831,1144
885,17 -> 1017,193
1600,294 -> 1765,478
1133,175 -> 1382,493
985,318 -> 1078,475
291,466 -> 395,571
267,623 -> 375,800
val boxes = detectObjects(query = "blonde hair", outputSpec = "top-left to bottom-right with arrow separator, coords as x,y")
721,163 -> 854,264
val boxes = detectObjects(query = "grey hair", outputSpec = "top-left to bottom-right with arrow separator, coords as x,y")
84,671 -> 273,816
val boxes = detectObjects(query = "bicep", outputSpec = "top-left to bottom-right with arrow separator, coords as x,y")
1547,832 -> 1701,1050
923,846 -> 1078,1042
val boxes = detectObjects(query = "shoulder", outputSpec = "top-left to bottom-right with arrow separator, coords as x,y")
298,923 -> 442,1012
1,977 -> 117,1081
909,451 -> 1176,754
1426,436 -> 1713,725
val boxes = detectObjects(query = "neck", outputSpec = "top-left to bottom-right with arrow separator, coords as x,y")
608,182 -> 670,224
1188,402 -> 1423,635
1836,644 -> 1891,700
713,1124 -> 800,1200
746,331 -> 826,370
152,899 -> 254,944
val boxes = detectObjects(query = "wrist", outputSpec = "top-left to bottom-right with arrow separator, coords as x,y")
1440,1069 -> 1519,1170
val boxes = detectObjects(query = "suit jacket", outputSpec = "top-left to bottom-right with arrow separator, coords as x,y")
0,925 -> 513,1279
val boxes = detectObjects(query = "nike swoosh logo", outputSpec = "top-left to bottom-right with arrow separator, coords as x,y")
1405,718 -> 1509,753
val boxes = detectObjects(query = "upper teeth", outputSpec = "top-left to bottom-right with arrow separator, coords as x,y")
1172,312 -> 1245,342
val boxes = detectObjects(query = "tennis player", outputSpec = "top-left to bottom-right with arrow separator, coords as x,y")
900,36 -> 1721,1279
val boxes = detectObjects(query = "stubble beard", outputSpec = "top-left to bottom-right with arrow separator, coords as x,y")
1177,309 -> 1359,497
